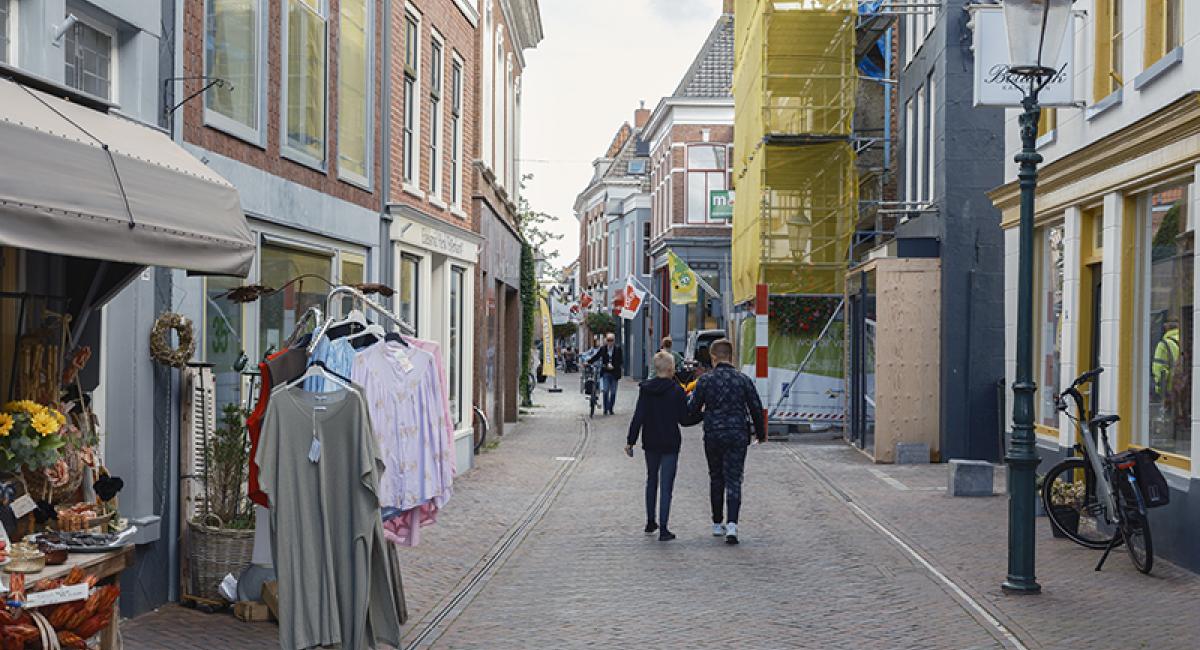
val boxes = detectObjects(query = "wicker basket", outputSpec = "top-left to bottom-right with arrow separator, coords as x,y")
22,450 -> 84,505
188,515 -> 255,601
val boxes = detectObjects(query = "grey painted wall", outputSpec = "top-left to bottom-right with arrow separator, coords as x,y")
900,1 -> 1007,462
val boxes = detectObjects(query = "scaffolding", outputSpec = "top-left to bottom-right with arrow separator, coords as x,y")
732,0 -> 859,304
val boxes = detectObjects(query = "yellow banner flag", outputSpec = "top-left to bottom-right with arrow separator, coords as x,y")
669,250 -> 699,305
540,296 -> 556,378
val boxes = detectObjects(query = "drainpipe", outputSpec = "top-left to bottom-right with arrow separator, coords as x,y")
379,0 -> 394,303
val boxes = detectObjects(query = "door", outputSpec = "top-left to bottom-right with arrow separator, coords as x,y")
847,270 -> 877,450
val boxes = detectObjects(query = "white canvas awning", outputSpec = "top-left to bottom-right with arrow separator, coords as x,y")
0,76 -> 254,277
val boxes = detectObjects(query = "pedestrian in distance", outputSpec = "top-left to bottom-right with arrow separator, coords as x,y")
589,332 -> 623,415
686,339 -> 765,545
660,336 -> 684,374
626,351 -> 689,541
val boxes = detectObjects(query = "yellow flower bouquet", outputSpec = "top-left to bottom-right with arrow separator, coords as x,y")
0,400 -> 68,474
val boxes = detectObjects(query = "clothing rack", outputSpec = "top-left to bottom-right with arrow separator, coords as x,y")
309,286 -> 415,354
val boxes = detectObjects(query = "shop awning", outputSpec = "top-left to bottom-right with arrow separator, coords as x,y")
0,76 -> 254,277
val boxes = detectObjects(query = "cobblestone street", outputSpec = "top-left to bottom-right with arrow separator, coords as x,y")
122,376 -> 1200,648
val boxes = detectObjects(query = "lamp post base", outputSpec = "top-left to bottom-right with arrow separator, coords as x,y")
1002,578 -> 1042,594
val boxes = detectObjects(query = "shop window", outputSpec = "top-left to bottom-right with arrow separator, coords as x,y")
686,144 -> 727,223
337,0 -> 370,183
1,0 -> 11,63
206,0 -> 262,139
1094,0 -> 1123,100
1145,0 -> 1184,65
259,244 -> 332,356
1035,225 -> 1065,429
399,253 -> 420,335
450,57 -> 464,209
429,35 -> 444,199
1139,184 -> 1192,458
449,266 -> 465,426
63,18 -> 114,100
283,0 -> 327,165
339,254 -> 365,315
403,12 -> 420,185
205,276 -> 247,412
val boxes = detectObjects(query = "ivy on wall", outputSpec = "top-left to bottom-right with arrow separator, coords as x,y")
520,240 -> 536,407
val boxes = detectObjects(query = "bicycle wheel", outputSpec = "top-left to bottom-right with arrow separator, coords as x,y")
589,389 -> 596,418
1042,458 -> 1118,549
1122,506 -> 1154,574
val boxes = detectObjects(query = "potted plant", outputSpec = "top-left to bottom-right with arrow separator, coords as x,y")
1048,479 -> 1084,538
187,404 -> 255,603
0,400 -> 68,539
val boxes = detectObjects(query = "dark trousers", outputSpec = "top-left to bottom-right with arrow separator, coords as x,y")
644,450 -> 679,528
705,433 -> 748,524
601,373 -> 619,413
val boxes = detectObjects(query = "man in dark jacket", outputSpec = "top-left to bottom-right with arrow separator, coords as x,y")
590,332 -> 623,415
626,351 -> 689,540
686,339 -> 765,544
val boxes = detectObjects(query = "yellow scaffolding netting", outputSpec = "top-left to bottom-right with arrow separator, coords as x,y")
732,0 -> 858,304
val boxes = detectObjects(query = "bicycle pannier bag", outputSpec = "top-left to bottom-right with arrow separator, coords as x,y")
1133,449 -> 1170,508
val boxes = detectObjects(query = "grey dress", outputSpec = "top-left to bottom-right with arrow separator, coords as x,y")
257,385 -> 403,650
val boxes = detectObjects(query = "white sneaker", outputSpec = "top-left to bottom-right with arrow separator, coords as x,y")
712,523 -> 725,537
725,523 -> 739,545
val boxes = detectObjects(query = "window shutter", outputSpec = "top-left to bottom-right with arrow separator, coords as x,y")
181,365 -> 217,521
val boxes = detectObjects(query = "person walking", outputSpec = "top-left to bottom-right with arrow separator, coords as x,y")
590,332 -> 623,415
686,339 -> 765,544
626,351 -> 688,541
661,336 -> 684,373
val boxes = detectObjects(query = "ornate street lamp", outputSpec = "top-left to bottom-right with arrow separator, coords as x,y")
1001,0 -> 1074,594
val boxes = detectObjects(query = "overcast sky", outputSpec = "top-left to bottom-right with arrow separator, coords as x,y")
519,0 -> 724,266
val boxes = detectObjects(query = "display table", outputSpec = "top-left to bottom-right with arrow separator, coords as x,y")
12,545 -> 134,649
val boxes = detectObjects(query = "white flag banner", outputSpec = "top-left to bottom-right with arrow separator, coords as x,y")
619,278 -> 646,320
550,298 -> 572,325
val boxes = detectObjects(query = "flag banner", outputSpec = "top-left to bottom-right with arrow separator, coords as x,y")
580,292 -> 594,310
550,297 -> 572,325
668,250 -> 699,305
540,296 -> 556,378
611,290 -> 625,315
620,278 -> 646,320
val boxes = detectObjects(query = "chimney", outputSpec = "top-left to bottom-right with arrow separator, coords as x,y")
634,100 -> 650,129
723,0 -> 734,16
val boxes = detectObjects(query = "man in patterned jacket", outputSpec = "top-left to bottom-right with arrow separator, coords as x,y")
685,339 -> 766,544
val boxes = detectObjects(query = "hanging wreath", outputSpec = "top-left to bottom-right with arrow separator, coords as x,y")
149,312 -> 196,368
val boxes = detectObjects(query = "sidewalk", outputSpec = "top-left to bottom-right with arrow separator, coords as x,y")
792,436 -> 1200,649
121,380 -> 590,649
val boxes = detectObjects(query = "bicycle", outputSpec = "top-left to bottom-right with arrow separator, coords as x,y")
581,363 -> 600,418
1043,367 -> 1156,574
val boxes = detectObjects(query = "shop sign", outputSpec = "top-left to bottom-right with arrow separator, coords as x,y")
419,226 -> 468,258
971,7 -> 1077,108
710,190 -> 733,220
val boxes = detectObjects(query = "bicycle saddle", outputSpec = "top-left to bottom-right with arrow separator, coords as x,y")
1089,414 -> 1120,428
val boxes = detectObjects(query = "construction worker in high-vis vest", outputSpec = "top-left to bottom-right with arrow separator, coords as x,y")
1153,320 -> 1181,398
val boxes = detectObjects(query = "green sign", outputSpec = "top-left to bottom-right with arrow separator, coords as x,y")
710,189 -> 733,220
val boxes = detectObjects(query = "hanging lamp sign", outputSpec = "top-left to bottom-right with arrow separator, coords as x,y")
970,6 -> 1077,108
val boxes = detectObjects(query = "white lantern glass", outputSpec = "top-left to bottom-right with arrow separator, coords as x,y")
1003,0 -> 1074,74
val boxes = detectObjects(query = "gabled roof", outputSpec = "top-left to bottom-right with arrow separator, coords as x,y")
672,14 -> 734,98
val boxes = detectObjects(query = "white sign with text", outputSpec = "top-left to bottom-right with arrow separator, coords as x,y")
971,7 -> 1077,108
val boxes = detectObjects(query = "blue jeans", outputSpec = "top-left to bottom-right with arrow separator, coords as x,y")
601,373 -> 619,413
645,451 -> 679,528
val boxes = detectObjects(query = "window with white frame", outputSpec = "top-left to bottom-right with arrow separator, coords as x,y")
337,0 -> 370,183
625,222 -> 635,281
403,11 -> 420,185
205,0 -> 262,138
429,34 -> 444,199
64,18 -> 114,100
904,97 -> 914,206
450,57 -> 464,209
915,85 -> 925,205
686,144 -> 728,223
926,75 -> 936,203
449,265 -> 465,426
283,0 -> 327,164
1,0 -> 12,64
903,2 -> 938,66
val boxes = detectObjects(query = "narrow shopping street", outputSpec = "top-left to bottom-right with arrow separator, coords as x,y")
122,376 -> 1200,648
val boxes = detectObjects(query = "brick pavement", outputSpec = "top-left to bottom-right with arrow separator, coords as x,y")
119,379 -> 1200,649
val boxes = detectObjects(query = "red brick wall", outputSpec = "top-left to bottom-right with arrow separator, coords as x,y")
389,0 -> 479,232
182,0 -> 385,212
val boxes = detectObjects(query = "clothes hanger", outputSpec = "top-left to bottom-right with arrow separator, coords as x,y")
286,360 -> 354,392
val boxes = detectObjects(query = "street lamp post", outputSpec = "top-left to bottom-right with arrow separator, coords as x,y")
1000,0 -> 1074,595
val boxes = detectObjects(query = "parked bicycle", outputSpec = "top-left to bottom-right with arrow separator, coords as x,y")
1043,368 -> 1170,574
